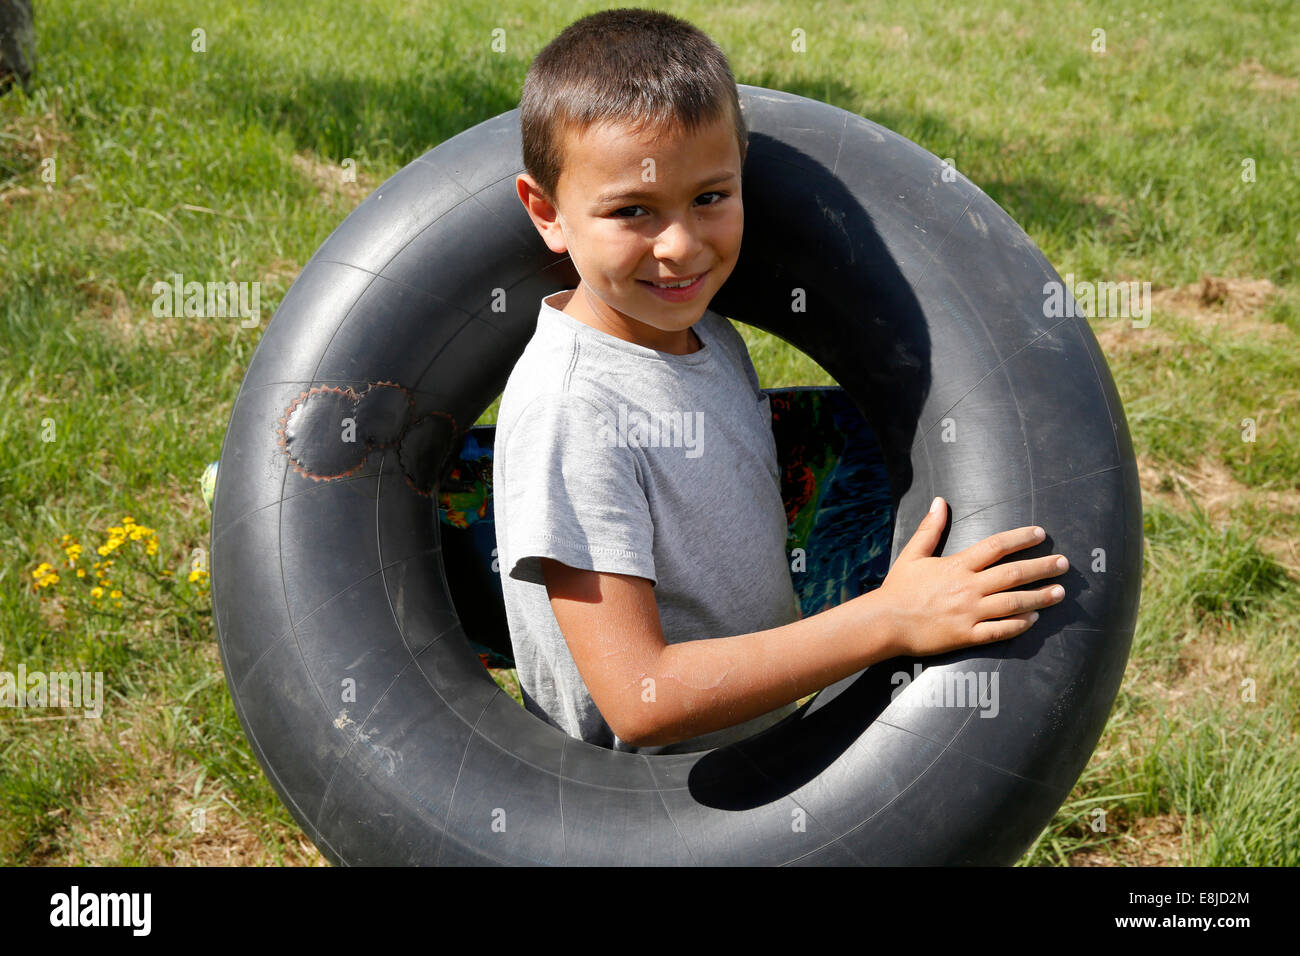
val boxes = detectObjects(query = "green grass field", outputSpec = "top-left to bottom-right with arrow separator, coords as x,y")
2,0 -> 1297,865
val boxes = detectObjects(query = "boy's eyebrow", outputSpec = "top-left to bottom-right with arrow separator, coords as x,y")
594,170 -> 737,205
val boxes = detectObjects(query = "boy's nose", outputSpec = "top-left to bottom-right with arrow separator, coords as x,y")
653,217 -> 705,261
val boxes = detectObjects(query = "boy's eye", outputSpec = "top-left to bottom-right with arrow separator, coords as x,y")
612,192 -> 729,218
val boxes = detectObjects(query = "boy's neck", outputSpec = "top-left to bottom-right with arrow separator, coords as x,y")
548,288 -> 703,356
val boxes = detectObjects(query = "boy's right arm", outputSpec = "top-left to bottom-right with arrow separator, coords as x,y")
542,497 -> 1070,748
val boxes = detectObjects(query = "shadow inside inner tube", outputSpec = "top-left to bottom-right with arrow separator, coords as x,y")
687,624 -> 1054,812
710,129 -> 932,508
686,669 -> 896,811
679,126 -> 937,810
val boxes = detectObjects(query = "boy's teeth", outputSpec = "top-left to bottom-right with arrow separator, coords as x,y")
652,277 -> 696,288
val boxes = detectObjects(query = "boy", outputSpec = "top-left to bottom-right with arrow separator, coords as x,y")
495,8 -> 1069,753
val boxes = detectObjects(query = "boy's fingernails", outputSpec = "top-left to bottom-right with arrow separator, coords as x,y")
930,497 -> 942,514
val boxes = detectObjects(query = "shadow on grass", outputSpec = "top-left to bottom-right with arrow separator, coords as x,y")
206,46 -> 1115,247
751,73 -> 1121,246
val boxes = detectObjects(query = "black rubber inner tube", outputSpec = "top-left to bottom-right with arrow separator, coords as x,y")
211,85 -> 1143,865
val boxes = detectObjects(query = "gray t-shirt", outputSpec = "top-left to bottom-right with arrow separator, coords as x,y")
493,290 -> 801,754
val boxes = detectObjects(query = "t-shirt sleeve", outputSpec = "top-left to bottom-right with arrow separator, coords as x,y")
499,392 -> 657,587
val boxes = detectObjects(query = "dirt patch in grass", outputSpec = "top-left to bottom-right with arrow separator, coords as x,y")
1094,275 -> 1287,355
1069,813 -> 1185,866
75,274 -> 180,351
1137,454 -> 1300,574
1092,315 -> 1178,354
1139,453 -> 1300,516
0,182 -> 58,207
0,108 -> 79,208
77,253 -> 304,349
1138,453 -> 1298,520
1236,58 -> 1299,96
1256,532 -> 1300,579
1152,276 -> 1285,337
0,108 -> 73,167
291,150 -> 379,206
1160,624 -> 1254,710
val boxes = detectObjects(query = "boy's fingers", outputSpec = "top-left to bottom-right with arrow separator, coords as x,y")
959,525 -> 1046,572
897,496 -> 946,562
980,583 -> 1064,620
972,611 -> 1037,644
980,554 -> 1069,593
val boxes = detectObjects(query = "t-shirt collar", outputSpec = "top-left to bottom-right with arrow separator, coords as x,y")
539,291 -> 715,365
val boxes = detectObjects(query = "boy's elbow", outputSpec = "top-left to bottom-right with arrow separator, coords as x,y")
615,706 -> 699,749
608,700 -> 678,749
609,709 -> 660,748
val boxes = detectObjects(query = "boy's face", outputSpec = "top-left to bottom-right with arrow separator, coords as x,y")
516,111 -> 744,354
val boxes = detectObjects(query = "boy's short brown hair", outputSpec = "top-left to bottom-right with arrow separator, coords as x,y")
520,7 -> 748,205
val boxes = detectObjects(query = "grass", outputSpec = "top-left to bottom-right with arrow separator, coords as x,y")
2,0 -> 1297,865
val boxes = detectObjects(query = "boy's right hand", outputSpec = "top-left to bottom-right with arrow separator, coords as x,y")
874,497 -> 1068,657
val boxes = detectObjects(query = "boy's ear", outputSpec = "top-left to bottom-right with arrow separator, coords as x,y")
516,173 -> 569,255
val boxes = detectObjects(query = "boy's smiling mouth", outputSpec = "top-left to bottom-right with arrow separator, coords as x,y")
640,269 -> 708,287
637,269 -> 710,297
